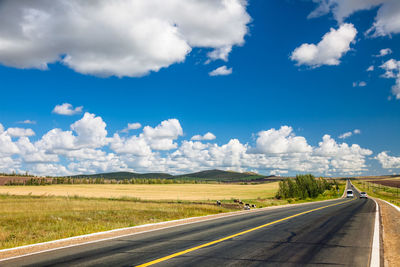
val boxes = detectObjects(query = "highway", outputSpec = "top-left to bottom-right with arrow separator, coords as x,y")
1,183 -> 377,267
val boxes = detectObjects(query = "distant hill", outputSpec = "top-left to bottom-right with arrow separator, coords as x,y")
69,169 -> 275,182
175,169 -> 268,181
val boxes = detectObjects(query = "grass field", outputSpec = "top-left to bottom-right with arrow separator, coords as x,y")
353,180 -> 400,207
0,194 -> 240,249
0,183 -> 279,201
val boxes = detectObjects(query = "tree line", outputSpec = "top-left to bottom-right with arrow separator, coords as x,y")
275,174 -> 339,199
4,177 -> 210,186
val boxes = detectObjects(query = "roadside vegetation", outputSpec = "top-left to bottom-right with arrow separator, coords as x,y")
353,180 -> 400,207
0,194 -> 240,249
275,174 -> 343,201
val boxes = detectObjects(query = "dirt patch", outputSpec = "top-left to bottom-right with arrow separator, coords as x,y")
376,199 -> 400,267
369,180 -> 400,188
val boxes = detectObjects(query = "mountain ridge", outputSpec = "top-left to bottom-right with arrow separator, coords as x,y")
69,169 -> 275,182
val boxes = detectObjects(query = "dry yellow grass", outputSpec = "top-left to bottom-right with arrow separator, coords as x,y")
0,182 -> 279,201
0,194 -> 238,249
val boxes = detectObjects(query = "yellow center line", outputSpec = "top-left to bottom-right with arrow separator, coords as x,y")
136,198 -> 356,267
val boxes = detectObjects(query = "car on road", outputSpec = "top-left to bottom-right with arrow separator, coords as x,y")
346,190 -> 354,198
360,192 -> 368,199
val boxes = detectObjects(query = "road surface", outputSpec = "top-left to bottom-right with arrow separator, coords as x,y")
1,183 -> 377,267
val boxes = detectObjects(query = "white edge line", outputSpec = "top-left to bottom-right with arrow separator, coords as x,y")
370,198 -> 380,267
0,196 -> 346,263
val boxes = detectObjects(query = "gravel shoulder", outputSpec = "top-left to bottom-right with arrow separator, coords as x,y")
376,199 -> 400,267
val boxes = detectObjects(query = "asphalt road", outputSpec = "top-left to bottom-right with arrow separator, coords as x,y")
1,183 -> 376,267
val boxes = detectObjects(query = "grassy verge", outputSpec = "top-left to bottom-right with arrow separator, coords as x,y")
278,183 -> 345,205
0,194 -> 239,249
353,180 -> 400,207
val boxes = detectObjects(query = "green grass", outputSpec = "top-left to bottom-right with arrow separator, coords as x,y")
353,180 -> 400,207
276,183 -> 346,205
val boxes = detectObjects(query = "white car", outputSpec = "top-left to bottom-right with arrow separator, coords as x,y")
346,190 -> 354,198
360,192 -> 368,199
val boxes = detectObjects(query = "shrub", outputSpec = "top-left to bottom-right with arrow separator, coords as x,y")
276,174 -> 334,199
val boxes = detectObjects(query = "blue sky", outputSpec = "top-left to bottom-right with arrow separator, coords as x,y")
0,0 -> 399,176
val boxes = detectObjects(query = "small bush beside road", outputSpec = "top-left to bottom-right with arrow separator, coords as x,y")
275,174 -> 341,200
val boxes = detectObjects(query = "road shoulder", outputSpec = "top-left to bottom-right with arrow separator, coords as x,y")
376,199 -> 400,267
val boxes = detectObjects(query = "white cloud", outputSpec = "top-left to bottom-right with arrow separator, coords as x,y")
209,65 -> 233,76
380,58 -> 400,99
121,122 -> 142,133
367,65 -> 374,72
191,132 -> 216,141
0,0 -> 250,77
17,120 -> 36,124
339,129 -> 361,139
309,0 -> 400,37
110,134 -> 152,156
0,115 -> 376,176
375,48 -> 392,57
290,23 -> 357,67
36,112 -> 108,152
253,126 -> 312,154
207,46 -> 232,62
6,127 -> 35,137
53,103 -> 83,115
71,112 -> 108,148
142,119 -> 183,150
376,151 -> 400,169
0,131 -> 20,156
352,81 -> 367,87
339,131 -> 352,139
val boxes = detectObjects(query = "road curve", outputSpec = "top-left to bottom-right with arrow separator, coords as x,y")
1,184 -> 376,267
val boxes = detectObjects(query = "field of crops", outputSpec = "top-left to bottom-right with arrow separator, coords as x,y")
0,182 -> 279,201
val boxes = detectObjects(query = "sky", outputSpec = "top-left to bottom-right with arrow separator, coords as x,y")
0,0 -> 400,177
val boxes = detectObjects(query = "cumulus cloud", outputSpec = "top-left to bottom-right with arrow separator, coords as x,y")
0,131 -> 20,156
352,81 -> 367,87
53,103 -> 83,115
253,126 -> 312,154
36,112 -> 108,152
207,46 -> 232,62
339,129 -> 361,139
191,132 -> 216,141
120,122 -> 142,133
0,115 -> 375,176
367,65 -> 374,72
6,127 -> 35,137
209,65 -> 233,76
0,0 -> 250,77
290,23 -> 357,67
380,58 -> 400,99
376,151 -> 400,169
375,48 -> 392,57
309,0 -> 400,37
